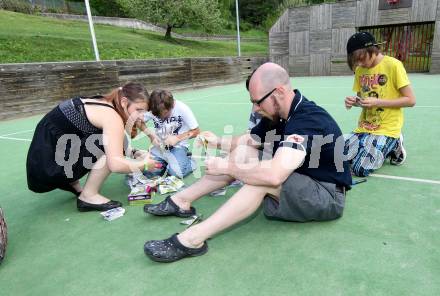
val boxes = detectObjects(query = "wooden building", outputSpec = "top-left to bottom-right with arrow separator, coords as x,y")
269,0 -> 440,75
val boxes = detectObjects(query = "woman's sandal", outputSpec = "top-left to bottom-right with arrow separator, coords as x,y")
77,199 -> 122,212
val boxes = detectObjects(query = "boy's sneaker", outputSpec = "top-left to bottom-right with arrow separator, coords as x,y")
390,134 -> 406,166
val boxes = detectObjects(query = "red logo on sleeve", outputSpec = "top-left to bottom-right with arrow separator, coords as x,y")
286,134 -> 305,144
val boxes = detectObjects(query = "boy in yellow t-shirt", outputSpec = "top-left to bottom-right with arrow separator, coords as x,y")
344,32 -> 416,177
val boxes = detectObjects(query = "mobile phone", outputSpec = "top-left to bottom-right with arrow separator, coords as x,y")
354,96 -> 362,106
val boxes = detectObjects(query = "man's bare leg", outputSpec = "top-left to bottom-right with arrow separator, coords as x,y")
177,184 -> 281,247
171,144 -> 260,210
171,174 -> 234,210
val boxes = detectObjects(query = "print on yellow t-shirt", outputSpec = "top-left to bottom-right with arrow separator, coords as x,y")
353,56 -> 410,138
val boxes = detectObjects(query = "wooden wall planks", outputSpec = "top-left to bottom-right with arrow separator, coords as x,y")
0,56 -> 267,120
269,0 -> 440,76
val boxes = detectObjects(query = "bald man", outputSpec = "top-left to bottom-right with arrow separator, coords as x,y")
143,62 -> 352,263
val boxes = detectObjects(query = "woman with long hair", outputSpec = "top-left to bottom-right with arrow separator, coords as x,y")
26,82 -> 159,211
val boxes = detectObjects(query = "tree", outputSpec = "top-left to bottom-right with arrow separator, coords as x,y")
237,0 -> 281,27
117,0 -> 224,39
89,0 -> 127,17
219,0 -> 234,19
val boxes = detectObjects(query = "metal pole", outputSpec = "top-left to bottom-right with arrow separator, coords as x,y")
84,0 -> 100,61
235,0 -> 241,57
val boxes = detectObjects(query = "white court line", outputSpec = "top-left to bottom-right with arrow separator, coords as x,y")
0,136 -> 31,142
181,100 -> 440,108
299,86 -> 440,90
184,101 -> 440,108
183,90 -> 243,103
370,173 -> 440,185
191,155 -> 207,160
0,133 -> 438,185
191,157 -> 440,185
192,102 -> 248,105
0,129 -> 34,137
311,103 -> 440,109
405,105 -> 440,108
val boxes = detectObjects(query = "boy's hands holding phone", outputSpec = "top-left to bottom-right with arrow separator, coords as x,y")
345,96 -> 362,109
346,95 -> 380,109
357,97 -> 380,108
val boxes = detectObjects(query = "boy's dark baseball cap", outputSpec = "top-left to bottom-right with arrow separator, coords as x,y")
346,32 -> 380,54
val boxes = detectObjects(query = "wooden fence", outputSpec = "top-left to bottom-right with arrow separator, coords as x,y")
0,56 -> 267,120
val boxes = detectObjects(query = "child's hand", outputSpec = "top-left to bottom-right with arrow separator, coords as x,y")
164,135 -> 180,147
345,96 -> 358,109
359,97 -> 379,108
149,134 -> 161,147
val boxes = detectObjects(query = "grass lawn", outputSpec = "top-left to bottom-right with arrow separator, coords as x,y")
0,10 -> 268,63
173,26 -> 268,39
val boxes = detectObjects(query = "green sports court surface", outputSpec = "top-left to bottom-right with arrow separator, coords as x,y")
0,74 -> 439,295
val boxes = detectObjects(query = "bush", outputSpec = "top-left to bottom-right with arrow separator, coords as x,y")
263,12 -> 281,31
0,0 -> 91,15
0,0 -> 35,14
89,0 -> 127,17
46,7 -> 65,14
239,21 -> 253,32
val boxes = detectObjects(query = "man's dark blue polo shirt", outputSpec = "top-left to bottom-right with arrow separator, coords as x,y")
250,89 -> 352,189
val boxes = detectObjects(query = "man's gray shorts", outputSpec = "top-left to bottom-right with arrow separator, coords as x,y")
263,173 -> 345,222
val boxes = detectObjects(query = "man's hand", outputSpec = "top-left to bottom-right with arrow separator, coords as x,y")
196,131 -> 218,149
205,157 -> 229,176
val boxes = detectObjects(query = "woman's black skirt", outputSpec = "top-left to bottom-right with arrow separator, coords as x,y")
26,108 -> 103,194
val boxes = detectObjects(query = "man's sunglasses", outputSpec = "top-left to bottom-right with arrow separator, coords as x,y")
250,88 -> 276,106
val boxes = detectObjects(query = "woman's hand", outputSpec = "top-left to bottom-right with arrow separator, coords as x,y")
143,154 -> 163,172
132,149 -> 149,159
